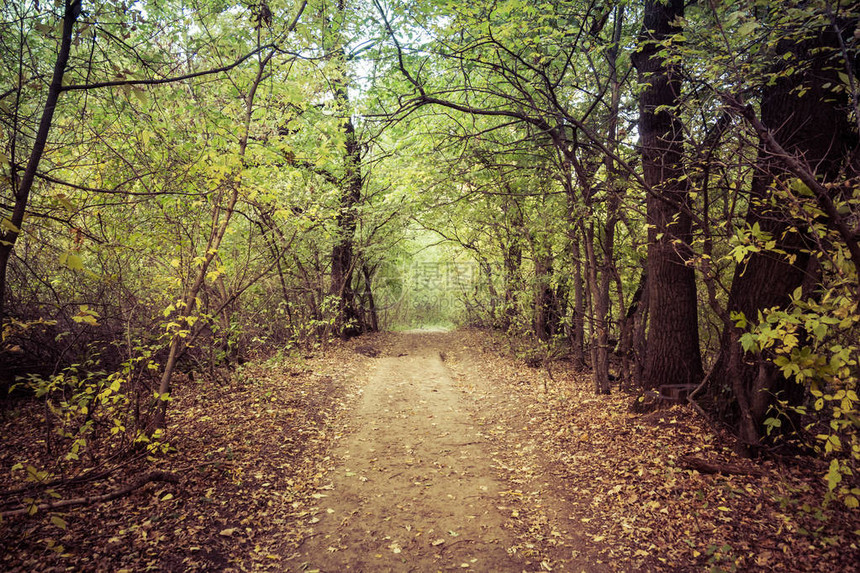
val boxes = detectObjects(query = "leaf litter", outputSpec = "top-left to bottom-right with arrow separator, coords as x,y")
445,328 -> 860,572
1,328 -> 857,572
0,333 -> 390,571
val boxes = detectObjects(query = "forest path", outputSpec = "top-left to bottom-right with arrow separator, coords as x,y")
287,331 -> 595,572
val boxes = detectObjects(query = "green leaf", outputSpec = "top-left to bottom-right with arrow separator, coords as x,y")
737,21 -> 758,37
763,417 -> 781,436
34,22 -> 54,35
132,88 -> 149,107
55,194 -> 75,212
739,332 -> 756,353
60,252 -> 84,271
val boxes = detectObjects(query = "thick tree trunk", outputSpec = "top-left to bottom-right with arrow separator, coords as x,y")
328,0 -> 363,339
705,25 -> 858,448
329,114 -> 362,339
632,0 -> 703,390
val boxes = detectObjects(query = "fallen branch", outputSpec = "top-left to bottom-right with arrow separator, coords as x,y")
1,471 -> 179,518
678,455 -> 763,477
0,469 -> 112,500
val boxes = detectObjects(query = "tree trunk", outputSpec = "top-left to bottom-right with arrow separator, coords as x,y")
151,49 -> 275,431
0,0 -> 79,323
595,5 -> 624,391
533,248 -> 554,342
570,234 -> 586,370
361,264 -> 379,332
329,3 -> 363,340
632,0 -> 703,390
704,24 -> 858,448
330,113 -> 362,339
584,223 -> 611,394
619,271 -> 646,388
502,206 -> 523,331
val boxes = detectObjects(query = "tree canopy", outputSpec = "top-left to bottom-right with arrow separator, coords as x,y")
1,0 -> 858,541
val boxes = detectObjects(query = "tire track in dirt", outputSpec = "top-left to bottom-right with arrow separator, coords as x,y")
288,332 -> 528,572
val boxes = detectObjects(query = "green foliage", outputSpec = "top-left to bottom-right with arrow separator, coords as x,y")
1,0 -> 858,532
5,338 -> 173,517
731,226 -> 859,509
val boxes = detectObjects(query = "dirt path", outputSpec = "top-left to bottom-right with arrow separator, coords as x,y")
288,332 -> 568,572
2,331 -> 855,572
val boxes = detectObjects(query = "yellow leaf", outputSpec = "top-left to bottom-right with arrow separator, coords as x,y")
50,515 -> 67,529
1,217 -> 20,233
60,251 -> 84,270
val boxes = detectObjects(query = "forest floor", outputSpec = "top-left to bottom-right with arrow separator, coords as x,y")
1,329 -> 858,572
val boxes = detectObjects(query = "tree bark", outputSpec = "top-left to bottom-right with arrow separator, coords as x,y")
1,471 -> 178,518
632,0 -> 703,390
533,246 -> 555,342
593,5 -> 624,392
569,233 -> 587,370
329,1 -> 363,340
329,113 -> 363,339
584,223 -> 610,394
0,0 -> 79,323
619,271 -> 646,387
361,263 -> 379,332
705,24 -> 859,447
502,202 -> 523,331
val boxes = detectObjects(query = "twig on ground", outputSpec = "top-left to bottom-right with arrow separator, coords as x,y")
1,470 -> 179,518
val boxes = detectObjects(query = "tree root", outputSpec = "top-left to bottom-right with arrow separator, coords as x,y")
678,455 -> 763,477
